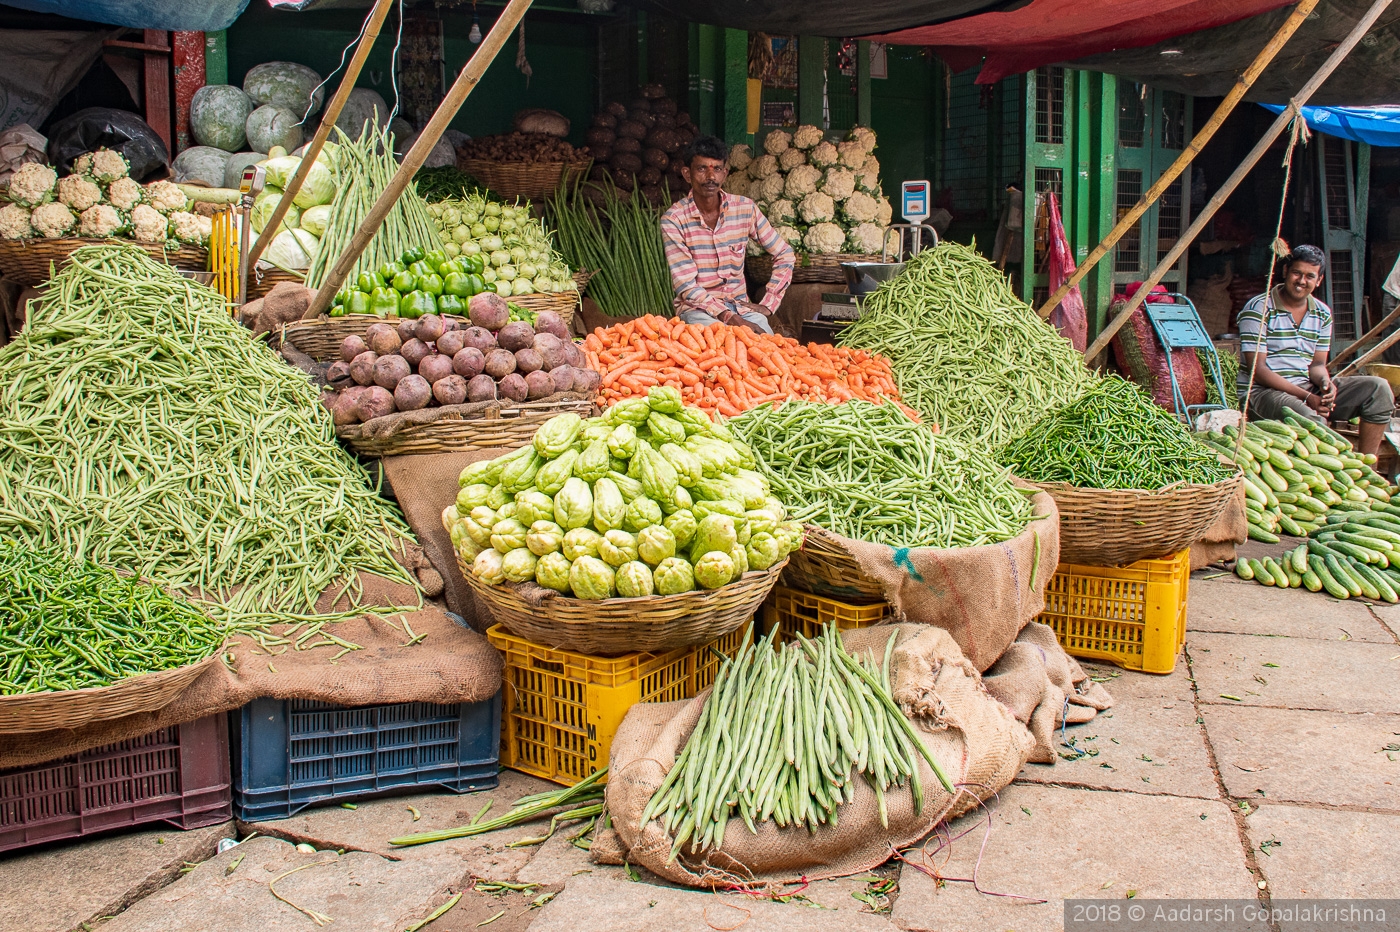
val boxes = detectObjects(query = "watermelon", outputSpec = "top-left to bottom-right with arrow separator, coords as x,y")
189,85 -> 251,151
246,105 -> 304,154
172,146 -> 232,187
243,62 -> 324,119
333,87 -> 389,139
223,151 -> 266,189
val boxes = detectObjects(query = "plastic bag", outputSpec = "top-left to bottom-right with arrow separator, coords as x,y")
46,107 -> 168,181
1044,193 -> 1087,352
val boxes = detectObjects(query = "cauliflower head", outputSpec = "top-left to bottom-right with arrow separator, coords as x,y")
783,164 -> 822,200
798,191 -> 835,224
775,224 -> 803,248
722,172 -> 750,197
764,198 -> 796,225
778,147 -> 807,172
0,203 -> 33,240
727,144 -> 753,172
130,204 -> 168,243
79,204 -> 123,237
847,222 -> 885,255
842,191 -> 880,223
792,125 -> 824,150
808,141 -> 838,170
763,130 -> 791,156
72,153 -> 95,176
145,180 -> 188,214
837,140 -> 866,170
848,126 -> 877,155
8,162 -> 57,208
31,202 -> 77,238
169,210 -> 212,245
855,165 -> 881,196
821,167 -> 855,201
747,154 -> 779,180
106,176 -> 144,212
804,222 -> 844,256
89,148 -> 130,184
755,173 -> 786,203
877,196 -> 893,226
57,175 -> 103,212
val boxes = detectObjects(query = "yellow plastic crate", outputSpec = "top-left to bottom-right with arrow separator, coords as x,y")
760,586 -> 892,643
1037,549 -> 1191,674
486,625 -> 750,785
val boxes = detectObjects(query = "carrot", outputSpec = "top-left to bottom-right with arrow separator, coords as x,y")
601,359 -> 644,387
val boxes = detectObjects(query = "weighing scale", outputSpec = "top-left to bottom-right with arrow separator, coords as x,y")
237,164 -> 266,306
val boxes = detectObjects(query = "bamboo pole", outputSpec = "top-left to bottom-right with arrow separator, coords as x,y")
1082,0 -> 1394,364
1334,326 -> 1400,377
1035,0 -> 1320,321
1328,300 -> 1400,368
307,0 -> 534,318
247,0 -> 395,269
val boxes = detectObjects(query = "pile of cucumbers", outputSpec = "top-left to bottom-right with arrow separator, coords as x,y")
1236,510 -> 1400,602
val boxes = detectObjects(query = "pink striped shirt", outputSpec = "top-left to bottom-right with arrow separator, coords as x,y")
660,192 -> 795,317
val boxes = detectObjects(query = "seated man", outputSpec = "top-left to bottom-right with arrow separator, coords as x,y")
1237,244 -> 1394,456
660,134 -> 795,334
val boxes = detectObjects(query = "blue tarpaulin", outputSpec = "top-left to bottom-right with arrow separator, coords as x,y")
0,0 -> 250,31
1261,104 -> 1400,147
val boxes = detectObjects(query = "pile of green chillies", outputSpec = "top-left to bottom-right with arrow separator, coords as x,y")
998,376 -> 1233,490
0,542 -> 228,694
728,400 -> 1033,548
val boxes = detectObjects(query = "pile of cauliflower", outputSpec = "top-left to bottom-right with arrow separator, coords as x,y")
724,125 -> 893,257
0,150 -> 212,247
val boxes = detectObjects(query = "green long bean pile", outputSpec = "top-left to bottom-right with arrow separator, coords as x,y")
999,376 -> 1233,490
839,242 -> 1093,451
643,626 -> 952,863
0,244 -> 417,627
546,179 -> 673,317
0,542 -> 228,695
729,400 -> 1034,548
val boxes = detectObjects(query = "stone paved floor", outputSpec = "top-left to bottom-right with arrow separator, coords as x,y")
5,571 -> 1398,932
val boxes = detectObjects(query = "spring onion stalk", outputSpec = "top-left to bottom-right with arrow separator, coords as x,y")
389,767 -> 608,846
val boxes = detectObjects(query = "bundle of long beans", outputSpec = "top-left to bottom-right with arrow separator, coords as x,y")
643,626 -> 952,864
839,242 -> 1093,451
546,179 -> 673,317
0,542 -> 228,694
729,400 -> 1033,548
999,376 -> 1232,490
305,125 -> 441,290
0,244 -> 417,627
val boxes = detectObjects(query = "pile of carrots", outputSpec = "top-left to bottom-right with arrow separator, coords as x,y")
582,315 -> 915,419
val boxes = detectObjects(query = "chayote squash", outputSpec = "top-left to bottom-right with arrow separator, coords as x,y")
693,499 -> 745,520
663,509 -> 697,549
533,412 -> 583,458
615,561 -> 655,598
636,442 -> 679,503
535,551 -> 572,592
487,484 -> 510,509
636,524 -> 676,566
472,548 -> 506,584
730,438 -> 758,470
673,407 -> 714,437
496,502 -> 518,521
729,543 -> 749,577
579,419 -> 612,444
457,483 -> 493,513
604,397 -> 652,427
465,508 -> 497,547
534,448 -> 578,496
609,456 -> 629,473
745,509 -> 779,537
608,470 -> 644,502
459,457 -> 503,488
735,517 -> 751,546
501,450 -> 544,493
646,411 -> 687,447
562,527 -> 603,561
690,513 -> 737,562
592,477 -> 627,533
554,477 -> 594,530
659,443 -> 703,488
762,496 -> 788,522
707,419 -> 735,442
568,555 -> 615,600
684,436 -> 738,478
693,551 -> 735,590
607,423 -> 639,460
501,547 -> 539,583
624,496 -> 663,532
746,532 -> 783,571
575,437 -> 613,483
598,529 -> 639,567
490,517 -> 529,554
653,556 -> 696,595
646,385 -> 683,414
443,504 -> 461,535
514,489 -> 556,526
626,438 -> 651,480
526,520 -> 564,557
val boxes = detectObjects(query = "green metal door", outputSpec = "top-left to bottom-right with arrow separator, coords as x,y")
1110,79 -> 1191,295
1316,135 -> 1370,342
1021,66 -> 1074,307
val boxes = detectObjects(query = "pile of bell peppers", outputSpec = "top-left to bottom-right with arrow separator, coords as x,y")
331,247 -> 489,319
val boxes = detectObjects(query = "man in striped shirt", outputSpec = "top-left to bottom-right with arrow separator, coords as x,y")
660,135 -> 795,335
1238,245 -> 1394,455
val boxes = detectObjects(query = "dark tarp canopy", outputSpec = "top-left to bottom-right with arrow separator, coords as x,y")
0,0 -> 250,31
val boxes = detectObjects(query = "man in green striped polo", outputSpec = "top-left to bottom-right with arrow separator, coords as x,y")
1238,245 -> 1394,456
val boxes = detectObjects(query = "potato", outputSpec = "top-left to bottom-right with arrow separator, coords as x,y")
401,338 -> 431,368
433,374 -> 468,406
525,369 -> 555,400
416,314 -> 445,344
483,348 -> 517,379
515,347 -> 544,374
533,311 -> 569,341
467,374 -> 497,402
436,330 -> 466,357
340,334 -> 368,363
461,326 -> 496,353
453,346 -> 486,378
418,352 -> 456,384
359,385 -> 397,421
469,292 -> 510,331
350,351 -> 378,386
498,372 -> 528,403
373,354 -> 412,390
393,374 -> 433,411
497,320 -> 535,352
326,360 -> 353,387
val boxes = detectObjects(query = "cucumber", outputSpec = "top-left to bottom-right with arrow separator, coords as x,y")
1326,554 -> 1365,597
1336,530 -> 1395,552
1301,496 -> 1330,514
1367,486 -> 1391,503
1345,560 -> 1382,600
1284,561 -> 1304,588
1310,554 -> 1351,599
1277,514 -> 1305,537
1346,487 -> 1370,503
1255,420 -> 1298,441
1341,456 -> 1365,470
1292,441 -> 1310,459
1329,539 -> 1381,564
1345,468 -> 1365,481
1279,502 -> 1298,515
1316,441 -> 1341,456
1240,437 -> 1272,461
1354,562 -> 1398,603
1291,508 -> 1319,523
1308,453 -> 1346,472
1275,491 -> 1300,505
1247,524 -> 1280,543
1301,434 -> 1320,456
1291,545 -> 1310,574
1254,558 -> 1276,585
1235,558 -> 1255,580
1302,567 -> 1324,592
1242,476 -> 1269,505
1263,557 -> 1290,587
1269,449 -> 1294,471
1259,462 -> 1289,492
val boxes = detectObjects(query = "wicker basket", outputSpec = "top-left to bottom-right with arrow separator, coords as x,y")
746,252 -> 881,285
780,530 -> 887,603
245,266 -> 306,300
458,158 -> 592,200
512,289 -> 578,331
0,654 -> 219,735
572,269 -> 596,294
460,556 -> 787,655
1033,471 -> 1243,567
336,395 -> 598,457
274,313 -> 471,361
0,238 -> 208,287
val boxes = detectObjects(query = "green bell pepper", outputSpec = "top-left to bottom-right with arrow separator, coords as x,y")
356,272 -> 381,294
392,270 -> 418,293
408,260 -> 434,280
436,293 -> 466,316
370,286 -> 400,317
329,303 -> 347,317
444,271 -> 474,299
462,254 -> 485,275
378,260 -> 405,282
344,291 -> 373,315
400,290 -> 437,319
438,260 -> 462,277
467,273 -> 485,295
400,246 -> 425,265
424,249 -> 447,269
419,272 -> 444,297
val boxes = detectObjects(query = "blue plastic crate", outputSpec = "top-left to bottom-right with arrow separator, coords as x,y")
232,693 -> 500,822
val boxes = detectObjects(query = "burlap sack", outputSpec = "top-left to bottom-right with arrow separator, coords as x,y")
597,624 -> 1034,887
1190,481 -> 1248,570
815,488 -> 1060,672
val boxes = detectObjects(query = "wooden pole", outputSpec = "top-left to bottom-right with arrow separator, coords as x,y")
307,0 -> 533,318
1329,300 -> 1400,368
1035,0 -> 1319,321
246,0 -> 395,268
1334,326 -> 1400,377
1082,0 -> 1394,364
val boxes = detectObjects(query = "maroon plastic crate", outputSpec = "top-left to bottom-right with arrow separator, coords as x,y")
0,715 -> 231,853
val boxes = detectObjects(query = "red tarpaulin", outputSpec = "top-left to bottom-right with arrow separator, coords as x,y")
866,0 -> 1294,84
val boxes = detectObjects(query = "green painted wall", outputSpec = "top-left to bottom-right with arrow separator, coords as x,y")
869,45 -> 933,205
226,3 -> 597,144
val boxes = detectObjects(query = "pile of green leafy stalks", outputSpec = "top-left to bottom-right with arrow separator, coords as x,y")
546,178 -> 673,317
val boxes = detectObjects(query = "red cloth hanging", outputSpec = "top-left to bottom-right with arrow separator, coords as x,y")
1044,192 -> 1087,353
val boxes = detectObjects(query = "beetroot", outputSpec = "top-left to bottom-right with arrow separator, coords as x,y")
373,354 -> 412,390
416,314 -> 445,344
452,346 -> 486,378
574,368 -> 602,393
515,347 -> 544,374
394,374 -> 433,411
359,385 -> 397,421
331,394 -> 361,425
433,374 -> 468,406
340,335 -> 368,363
497,320 -> 535,352
524,369 -> 555,400
418,353 -> 456,384
326,360 -> 354,387
548,365 -> 576,394
469,292 -> 510,331
436,330 -> 466,357
533,333 -> 566,370
461,326 -> 497,353
533,310 -> 569,341
563,342 -> 585,369
401,338 -> 431,368
397,319 -> 419,342
441,317 -> 459,332
367,326 -> 402,356
483,348 -> 517,379
467,374 -> 497,402
350,351 -> 379,386
498,372 -> 529,403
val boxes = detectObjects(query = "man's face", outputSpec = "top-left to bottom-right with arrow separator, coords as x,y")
681,156 -> 727,197
1284,260 -> 1324,300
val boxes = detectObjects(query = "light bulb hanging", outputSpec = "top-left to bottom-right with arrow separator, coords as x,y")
469,3 -> 482,43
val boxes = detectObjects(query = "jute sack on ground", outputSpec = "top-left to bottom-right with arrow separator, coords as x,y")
1190,481 -> 1248,570
595,624 -> 1035,887
819,488 -> 1060,671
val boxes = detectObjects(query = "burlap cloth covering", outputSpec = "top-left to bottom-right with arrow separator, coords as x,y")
1189,481 -> 1248,570
342,392 -> 594,443
0,572 -> 502,770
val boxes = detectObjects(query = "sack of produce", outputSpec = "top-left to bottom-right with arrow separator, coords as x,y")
597,623 -> 1035,887
1108,290 -> 1206,414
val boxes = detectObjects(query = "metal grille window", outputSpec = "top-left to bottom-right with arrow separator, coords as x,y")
1324,143 -> 1351,231
1161,91 -> 1187,150
825,39 -> 857,132
1118,78 -> 1145,148
1115,169 -> 1144,273
1034,67 -> 1064,144
1157,176 -> 1183,262
1033,168 -> 1063,266
1329,250 -> 1356,341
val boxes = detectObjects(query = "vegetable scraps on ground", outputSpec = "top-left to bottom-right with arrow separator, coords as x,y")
0,542 -> 229,695
729,400 -> 1032,549
449,386 -> 804,599
425,194 -> 577,297
547,179 -> 673,318
0,244 -> 417,627
583,315 -> 909,418
999,376 -> 1234,490
840,241 -> 1093,452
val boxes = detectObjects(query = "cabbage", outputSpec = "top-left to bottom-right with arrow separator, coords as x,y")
299,204 -> 331,237
251,189 -> 300,234
292,158 -> 336,208
262,155 -> 302,190
265,228 -> 318,270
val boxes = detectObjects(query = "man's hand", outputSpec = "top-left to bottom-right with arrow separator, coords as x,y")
737,300 -> 771,317
1321,380 -> 1338,407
